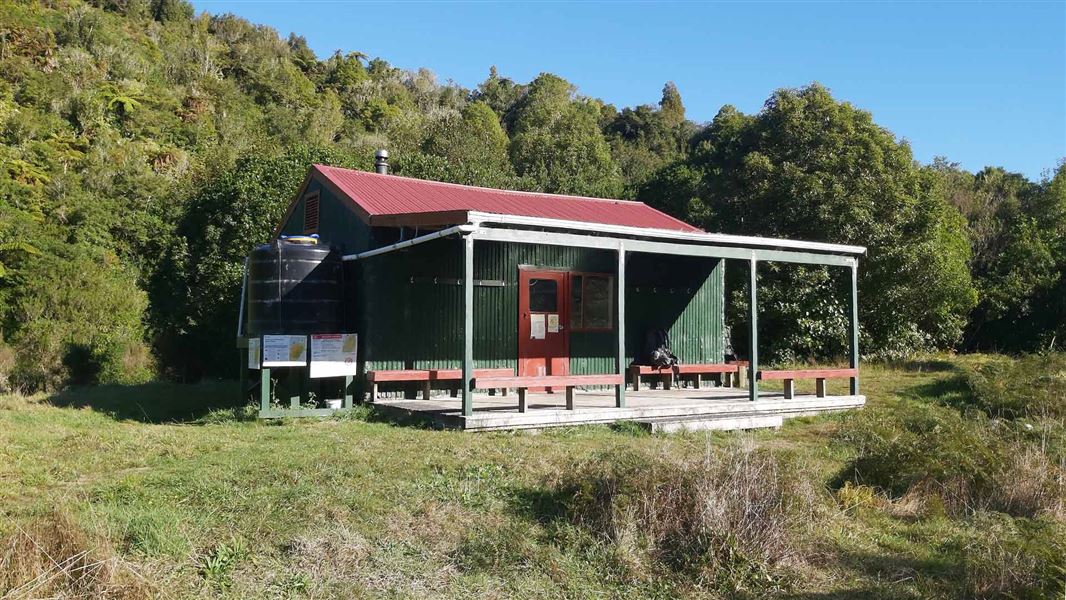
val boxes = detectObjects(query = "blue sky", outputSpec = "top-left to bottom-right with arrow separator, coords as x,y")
191,1 -> 1065,180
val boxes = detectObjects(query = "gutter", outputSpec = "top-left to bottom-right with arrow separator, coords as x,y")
342,224 -> 475,261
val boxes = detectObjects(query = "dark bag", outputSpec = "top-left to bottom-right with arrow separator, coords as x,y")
643,329 -> 678,369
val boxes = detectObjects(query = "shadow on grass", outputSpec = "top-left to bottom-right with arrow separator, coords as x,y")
902,372 -> 974,413
782,547 -> 962,600
333,404 -> 442,429
46,380 -> 244,424
508,485 -> 571,524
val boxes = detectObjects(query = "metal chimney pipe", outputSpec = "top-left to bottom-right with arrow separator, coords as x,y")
374,149 -> 389,175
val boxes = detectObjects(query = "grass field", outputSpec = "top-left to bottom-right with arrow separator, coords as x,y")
2,355 -> 1063,599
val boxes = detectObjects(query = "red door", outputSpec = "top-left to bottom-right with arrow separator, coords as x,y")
518,269 -> 569,386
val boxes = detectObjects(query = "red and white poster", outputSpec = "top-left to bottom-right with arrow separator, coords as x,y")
309,333 -> 358,378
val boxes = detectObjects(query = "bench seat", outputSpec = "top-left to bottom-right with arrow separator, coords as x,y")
630,363 -> 741,390
430,368 -> 514,396
473,374 -> 624,412
757,368 -> 857,398
367,369 -> 431,401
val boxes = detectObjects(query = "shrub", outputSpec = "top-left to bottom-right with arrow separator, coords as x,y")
947,512 -> 1066,600
838,403 -> 1004,514
965,353 -> 1066,420
9,252 -> 153,391
839,398 -> 1065,518
553,443 -> 814,593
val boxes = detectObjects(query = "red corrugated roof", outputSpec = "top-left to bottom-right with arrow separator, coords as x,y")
312,164 -> 702,232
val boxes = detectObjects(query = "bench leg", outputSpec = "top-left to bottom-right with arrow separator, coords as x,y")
664,372 -> 673,390
631,372 -> 640,391
783,378 -> 794,399
816,378 -> 827,397
502,387 -> 508,396
422,380 -> 431,400
518,388 -> 527,413
566,386 -> 575,410
370,381 -> 378,403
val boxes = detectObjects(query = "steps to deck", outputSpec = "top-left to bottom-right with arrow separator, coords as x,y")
636,414 -> 784,433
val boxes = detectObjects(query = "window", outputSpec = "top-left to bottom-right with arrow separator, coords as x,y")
302,192 -> 320,234
570,273 -> 613,331
528,278 -> 558,312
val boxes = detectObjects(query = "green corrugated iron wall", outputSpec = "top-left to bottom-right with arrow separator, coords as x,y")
625,252 -> 725,365
354,238 -> 725,375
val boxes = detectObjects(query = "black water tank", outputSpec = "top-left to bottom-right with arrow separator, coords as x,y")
246,239 -> 342,335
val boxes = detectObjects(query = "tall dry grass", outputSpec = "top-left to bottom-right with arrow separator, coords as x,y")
0,510 -> 150,599
553,441 -> 815,593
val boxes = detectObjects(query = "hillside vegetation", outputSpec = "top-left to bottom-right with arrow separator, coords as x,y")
1,354 -> 1063,598
0,0 -> 1063,389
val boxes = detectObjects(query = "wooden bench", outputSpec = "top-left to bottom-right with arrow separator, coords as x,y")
429,368 -> 514,396
630,363 -> 741,391
473,374 -> 624,412
367,369 -> 431,401
629,365 -> 675,390
728,360 -> 749,387
677,364 -> 742,389
757,368 -> 858,399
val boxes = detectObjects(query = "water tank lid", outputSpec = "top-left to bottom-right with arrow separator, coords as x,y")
279,235 -> 319,245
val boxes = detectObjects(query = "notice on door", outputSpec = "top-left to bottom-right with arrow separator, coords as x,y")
262,334 -> 307,367
547,314 -> 560,333
530,314 -> 546,339
247,337 -> 260,370
309,333 -> 358,378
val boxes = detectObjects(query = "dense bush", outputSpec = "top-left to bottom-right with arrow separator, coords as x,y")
8,251 -> 152,390
640,85 -> 978,360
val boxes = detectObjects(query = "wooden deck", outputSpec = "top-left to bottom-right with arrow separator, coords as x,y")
373,386 -> 865,432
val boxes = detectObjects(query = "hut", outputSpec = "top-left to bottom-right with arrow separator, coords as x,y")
240,152 -> 866,430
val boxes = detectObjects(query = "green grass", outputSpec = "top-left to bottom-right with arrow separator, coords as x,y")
1,356 -> 1063,598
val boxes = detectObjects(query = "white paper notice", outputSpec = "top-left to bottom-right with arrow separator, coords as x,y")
530,314 -> 546,339
262,334 -> 307,367
309,333 -> 358,378
247,337 -> 260,370
547,314 -> 560,333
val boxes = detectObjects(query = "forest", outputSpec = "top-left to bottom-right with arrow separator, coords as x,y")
0,0 -> 1063,390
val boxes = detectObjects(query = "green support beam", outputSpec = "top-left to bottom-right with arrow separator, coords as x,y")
748,259 -> 759,402
461,234 -> 475,416
260,367 -> 270,415
615,245 -> 626,408
344,374 -> 354,409
849,263 -> 860,395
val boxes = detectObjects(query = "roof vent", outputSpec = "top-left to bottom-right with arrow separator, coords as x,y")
374,149 -> 389,175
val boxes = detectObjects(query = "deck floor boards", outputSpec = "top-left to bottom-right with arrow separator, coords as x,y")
373,386 -> 865,431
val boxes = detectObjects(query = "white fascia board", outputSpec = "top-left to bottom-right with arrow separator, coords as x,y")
465,211 -> 866,257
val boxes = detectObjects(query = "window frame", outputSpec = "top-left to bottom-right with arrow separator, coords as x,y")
302,191 -> 320,234
569,271 -> 614,332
